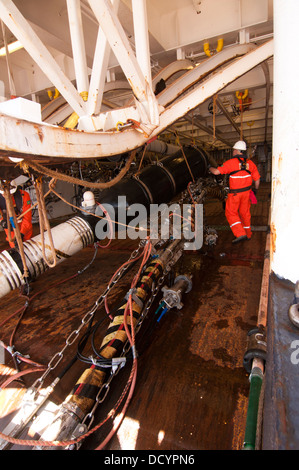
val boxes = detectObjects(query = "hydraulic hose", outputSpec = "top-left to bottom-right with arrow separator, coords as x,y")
64,252 -> 163,416
243,227 -> 270,450
95,145 -> 209,231
243,366 -> 263,450
0,146 -> 209,300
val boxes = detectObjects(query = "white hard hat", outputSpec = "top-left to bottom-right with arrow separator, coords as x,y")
233,140 -> 247,151
11,175 -> 29,186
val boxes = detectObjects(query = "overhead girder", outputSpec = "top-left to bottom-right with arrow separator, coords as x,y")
0,0 -> 158,124
184,114 -> 232,147
42,43 -> 257,128
0,38 -> 273,162
0,0 -> 87,118
0,145 -> 209,299
178,105 -> 273,145
41,81 -> 132,125
152,59 -> 194,89
0,0 -> 273,162
215,97 -> 241,138
156,43 -> 255,108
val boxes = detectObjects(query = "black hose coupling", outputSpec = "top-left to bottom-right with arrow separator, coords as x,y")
243,326 -> 267,374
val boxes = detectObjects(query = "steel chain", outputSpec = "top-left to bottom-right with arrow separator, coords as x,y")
31,242 -> 144,393
31,238 -> 179,432
81,257 -> 179,430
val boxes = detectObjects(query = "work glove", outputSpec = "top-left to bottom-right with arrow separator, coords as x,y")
249,189 -> 257,205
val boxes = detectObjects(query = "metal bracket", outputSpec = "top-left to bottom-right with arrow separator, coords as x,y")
288,281 -> 299,328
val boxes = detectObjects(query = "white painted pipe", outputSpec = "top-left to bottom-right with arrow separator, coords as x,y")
146,140 -> 179,155
0,217 -> 94,299
271,0 -> 299,283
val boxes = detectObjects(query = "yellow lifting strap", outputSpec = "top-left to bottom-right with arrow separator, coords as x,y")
47,88 -> 60,101
236,89 -> 248,101
64,91 -> 88,129
236,90 -> 249,140
203,38 -> 224,57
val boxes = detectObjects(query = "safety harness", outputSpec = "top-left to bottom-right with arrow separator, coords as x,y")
228,156 -> 252,194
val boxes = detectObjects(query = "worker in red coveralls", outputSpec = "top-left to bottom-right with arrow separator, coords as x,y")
209,140 -> 260,244
0,179 -> 33,248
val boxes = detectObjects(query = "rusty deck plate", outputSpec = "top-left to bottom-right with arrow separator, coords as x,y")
0,184 -> 271,450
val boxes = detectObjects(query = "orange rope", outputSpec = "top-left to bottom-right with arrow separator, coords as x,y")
174,132 -> 195,183
212,94 -> 217,142
135,144 -> 148,175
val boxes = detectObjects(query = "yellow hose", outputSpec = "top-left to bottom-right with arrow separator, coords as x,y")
216,38 -> 224,53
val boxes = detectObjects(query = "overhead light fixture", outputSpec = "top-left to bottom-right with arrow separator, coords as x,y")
0,40 -> 24,57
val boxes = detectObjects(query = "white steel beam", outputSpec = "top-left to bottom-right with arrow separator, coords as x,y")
0,20 -> 16,97
86,0 -> 120,117
0,0 -> 86,117
66,0 -> 89,95
157,43 -> 255,108
271,0 -> 299,284
132,0 -> 152,87
0,40 -> 273,160
158,40 -> 273,131
87,0 -> 148,105
152,59 -> 194,88
80,43 -> 262,132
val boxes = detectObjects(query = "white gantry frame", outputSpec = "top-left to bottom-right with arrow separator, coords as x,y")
0,0 -> 274,160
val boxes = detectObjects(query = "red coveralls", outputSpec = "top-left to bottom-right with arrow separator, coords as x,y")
0,189 -> 33,248
217,155 -> 260,239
